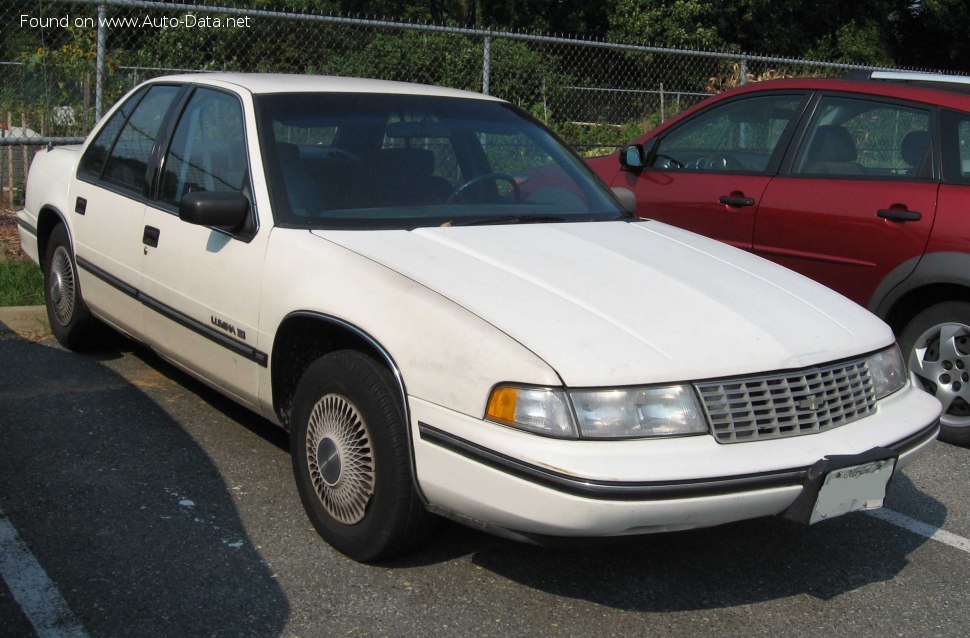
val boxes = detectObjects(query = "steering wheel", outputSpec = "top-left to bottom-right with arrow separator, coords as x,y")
446,172 -> 521,204
653,153 -> 684,169
325,148 -> 362,164
699,153 -> 743,171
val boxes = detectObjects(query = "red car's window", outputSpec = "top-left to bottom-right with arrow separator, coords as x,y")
957,120 -> 970,179
652,95 -> 803,173
793,96 -> 931,178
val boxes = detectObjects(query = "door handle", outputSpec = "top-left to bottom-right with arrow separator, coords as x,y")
74,197 -> 87,215
877,209 -> 921,223
143,225 -> 160,247
719,195 -> 756,208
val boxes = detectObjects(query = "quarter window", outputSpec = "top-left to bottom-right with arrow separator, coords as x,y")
959,121 -> 970,178
793,97 -> 931,178
652,95 -> 803,173
940,110 -> 970,184
159,88 -> 248,205
102,85 -> 180,193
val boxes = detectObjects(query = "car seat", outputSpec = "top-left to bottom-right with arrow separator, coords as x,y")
277,142 -> 365,214
900,130 -> 930,176
369,148 -> 453,206
801,125 -> 866,175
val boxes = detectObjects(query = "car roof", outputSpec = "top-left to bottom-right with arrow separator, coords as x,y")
625,75 -> 970,147
718,77 -> 970,111
148,72 -> 504,102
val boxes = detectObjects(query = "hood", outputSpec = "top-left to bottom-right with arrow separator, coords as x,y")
313,221 -> 893,387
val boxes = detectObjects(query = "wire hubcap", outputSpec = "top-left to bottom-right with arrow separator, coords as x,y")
49,246 -> 76,327
306,394 -> 375,525
909,322 -> 970,427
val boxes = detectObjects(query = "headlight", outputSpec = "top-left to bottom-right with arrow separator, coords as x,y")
485,385 -> 577,438
570,385 -> 708,439
485,383 -> 709,439
867,345 -> 907,399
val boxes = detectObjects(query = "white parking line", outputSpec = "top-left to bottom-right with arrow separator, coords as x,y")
866,508 -> 970,553
0,507 -> 88,638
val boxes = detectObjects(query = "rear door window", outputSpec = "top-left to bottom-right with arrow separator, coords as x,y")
101,85 -> 180,194
78,87 -> 146,178
793,96 -> 931,178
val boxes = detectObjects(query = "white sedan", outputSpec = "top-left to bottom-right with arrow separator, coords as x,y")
17,73 -> 941,561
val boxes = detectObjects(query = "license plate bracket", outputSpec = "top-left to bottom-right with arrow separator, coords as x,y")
781,446 -> 898,525
809,458 -> 895,524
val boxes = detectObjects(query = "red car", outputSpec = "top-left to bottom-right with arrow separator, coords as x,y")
587,71 -> 970,445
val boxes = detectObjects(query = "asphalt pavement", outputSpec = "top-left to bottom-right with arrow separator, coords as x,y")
1,314 -> 968,637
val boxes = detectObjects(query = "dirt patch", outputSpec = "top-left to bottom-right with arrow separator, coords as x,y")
0,305 -> 49,341
1,208 -> 27,262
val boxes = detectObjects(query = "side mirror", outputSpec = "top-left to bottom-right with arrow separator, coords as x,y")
179,191 -> 250,229
621,144 -> 645,170
611,187 -> 638,215
619,138 -> 656,172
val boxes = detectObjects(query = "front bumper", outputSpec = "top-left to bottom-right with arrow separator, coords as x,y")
409,384 -> 940,537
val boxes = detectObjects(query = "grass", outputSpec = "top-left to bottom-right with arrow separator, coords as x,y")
0,257 -> 44,307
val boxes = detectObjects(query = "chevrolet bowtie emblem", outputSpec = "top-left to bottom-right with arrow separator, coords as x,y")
798,396 -> 823,411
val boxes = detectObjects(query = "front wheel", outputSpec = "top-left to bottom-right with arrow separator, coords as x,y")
899,301 -> 970,446
290,350 -> 434,562
43,224 -> 97,350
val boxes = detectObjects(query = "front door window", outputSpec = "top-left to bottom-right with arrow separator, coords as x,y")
652,95 -> 804,173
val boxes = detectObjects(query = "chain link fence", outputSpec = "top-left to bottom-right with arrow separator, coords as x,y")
0,0 -> 958,209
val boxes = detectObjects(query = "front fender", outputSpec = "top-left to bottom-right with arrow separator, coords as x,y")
258,229 -> 561,420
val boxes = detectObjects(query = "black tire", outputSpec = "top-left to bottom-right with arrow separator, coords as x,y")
43,224 -> 97,350
899,301 -> 970,447
290,350 -> 434,562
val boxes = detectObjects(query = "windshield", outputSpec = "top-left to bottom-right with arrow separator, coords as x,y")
255,93 -> 624,229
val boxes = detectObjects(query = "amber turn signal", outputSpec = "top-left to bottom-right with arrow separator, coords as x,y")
486,386 -> 519,423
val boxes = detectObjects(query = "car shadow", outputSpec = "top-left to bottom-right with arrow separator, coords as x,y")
101,329 -> 291,454
464,474 -> 941,611
397,461 -> 945,612
0,322 -> 290,637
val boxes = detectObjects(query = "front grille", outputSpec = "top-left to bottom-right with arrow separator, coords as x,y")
696,358 -> 876,443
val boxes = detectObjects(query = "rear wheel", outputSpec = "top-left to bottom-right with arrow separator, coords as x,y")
43,224 -> 97,350
899,301 -> 970,446
290,350 -> 434,562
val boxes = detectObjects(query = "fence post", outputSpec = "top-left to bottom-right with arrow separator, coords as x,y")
5,113 -> 12,211
482,34 -> 491,95
659,82 -> 665,123
95,3 -> 107,121
21,113 -> 29,194
739,57 -> 748,85
0,126 -> 5,211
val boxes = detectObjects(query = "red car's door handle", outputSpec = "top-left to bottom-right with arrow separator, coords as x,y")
877,209 -> 922,222
719,195 -> 756,207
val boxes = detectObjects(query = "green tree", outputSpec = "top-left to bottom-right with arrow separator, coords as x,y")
607,0 -> 727,50
894,0 -> 970,71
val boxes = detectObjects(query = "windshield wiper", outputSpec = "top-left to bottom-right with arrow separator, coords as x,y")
448,214 -> 568,227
